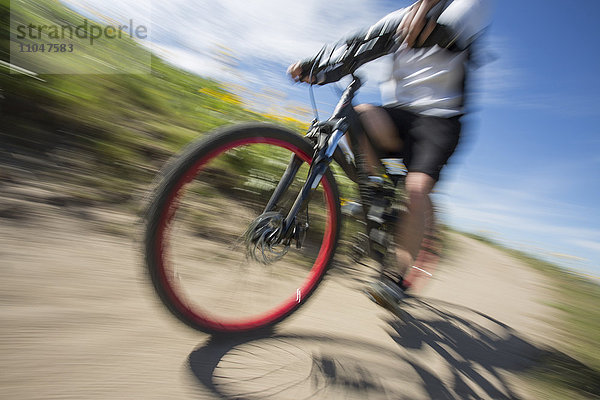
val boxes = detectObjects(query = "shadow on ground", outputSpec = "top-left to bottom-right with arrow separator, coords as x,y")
187,299 -> 598,399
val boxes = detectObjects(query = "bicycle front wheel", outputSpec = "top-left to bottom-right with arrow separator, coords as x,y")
144,124 -> 341,335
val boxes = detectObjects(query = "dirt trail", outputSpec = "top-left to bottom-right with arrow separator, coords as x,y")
0,183 -> 559,399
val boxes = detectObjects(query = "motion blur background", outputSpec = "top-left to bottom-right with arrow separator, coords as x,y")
3,0 -> 599,276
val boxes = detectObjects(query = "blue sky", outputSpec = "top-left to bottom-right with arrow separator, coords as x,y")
62,0 -> 600,276
443,0 -> 600,276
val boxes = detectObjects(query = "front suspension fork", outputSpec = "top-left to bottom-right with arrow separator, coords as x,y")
263,152 -> 332,241
263,153 -> 304,214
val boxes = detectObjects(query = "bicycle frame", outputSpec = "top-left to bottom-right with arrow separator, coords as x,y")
264,75 -> 381,242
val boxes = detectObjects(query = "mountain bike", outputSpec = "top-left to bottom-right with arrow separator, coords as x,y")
144,73 -> 441,335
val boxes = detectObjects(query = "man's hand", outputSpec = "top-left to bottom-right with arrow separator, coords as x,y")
287,62 -> 316,84
398,0 -> 442,48
287,62 -> 303,82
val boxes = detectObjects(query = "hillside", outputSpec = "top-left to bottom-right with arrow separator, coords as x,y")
1,0 -> 305,205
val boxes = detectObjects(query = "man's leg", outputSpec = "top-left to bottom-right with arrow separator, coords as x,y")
355,105 -> 438,281
354,104 -> 402,172
394,172 -> 435,278
355,105 -> 422,277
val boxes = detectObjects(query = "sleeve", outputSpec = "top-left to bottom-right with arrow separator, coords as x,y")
299,9 -> 407,85
434,0 -> 492,50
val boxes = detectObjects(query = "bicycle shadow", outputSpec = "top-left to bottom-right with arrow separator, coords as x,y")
186,299 -> 591,399
383,298 -> 542,399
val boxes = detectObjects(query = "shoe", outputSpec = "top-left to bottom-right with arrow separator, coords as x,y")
363,276 -> 406,313
341,200 -> 363,217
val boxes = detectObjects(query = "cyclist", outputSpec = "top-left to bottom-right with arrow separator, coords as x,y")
288,0 -> 492,311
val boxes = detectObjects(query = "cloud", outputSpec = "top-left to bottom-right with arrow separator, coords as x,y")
62,0 -> 399,105
440,175 -> 599,233
76,0 -> 390,65
570,240 -> 600,254
151,43 -> 244,83
434,171 -> 600,273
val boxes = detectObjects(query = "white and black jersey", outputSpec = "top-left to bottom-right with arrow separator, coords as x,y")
300,0 -> 492,117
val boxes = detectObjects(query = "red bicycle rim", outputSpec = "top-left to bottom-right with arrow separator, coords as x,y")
155,137 -> 337,332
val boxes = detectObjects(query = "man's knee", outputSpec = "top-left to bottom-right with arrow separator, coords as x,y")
405,172 -> 435,203
355,104 -> 402,152
355,103 -> 371,113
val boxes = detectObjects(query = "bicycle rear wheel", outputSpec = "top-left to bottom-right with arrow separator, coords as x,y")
144,124 -> 341,335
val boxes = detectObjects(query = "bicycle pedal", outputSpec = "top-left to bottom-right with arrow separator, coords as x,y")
341,200 -> 363,217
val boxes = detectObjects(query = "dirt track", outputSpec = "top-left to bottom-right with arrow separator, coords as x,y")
0,182 -> 560,399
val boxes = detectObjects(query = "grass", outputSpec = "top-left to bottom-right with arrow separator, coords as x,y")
1,0 -> 307,207
461,231 -> 600,399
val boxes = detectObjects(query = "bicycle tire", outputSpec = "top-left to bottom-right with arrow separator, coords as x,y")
144,123 -> 341,335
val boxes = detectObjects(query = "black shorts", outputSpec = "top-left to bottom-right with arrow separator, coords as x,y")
379,106 -> 462,181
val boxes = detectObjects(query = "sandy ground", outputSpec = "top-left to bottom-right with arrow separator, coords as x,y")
0,181 -> 560,400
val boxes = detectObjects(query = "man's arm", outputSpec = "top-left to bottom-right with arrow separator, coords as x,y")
288,0 -> 491,84
288,10 -> 406,85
